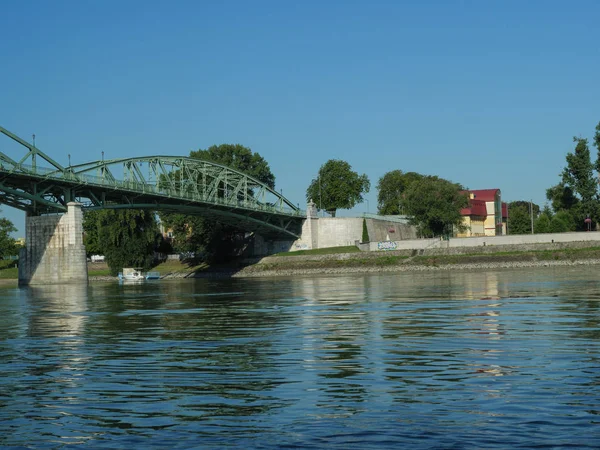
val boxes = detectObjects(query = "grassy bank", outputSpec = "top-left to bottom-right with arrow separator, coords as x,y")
0,260 -> 18,279
273,246 -> 360,257
237,245 -> 600,274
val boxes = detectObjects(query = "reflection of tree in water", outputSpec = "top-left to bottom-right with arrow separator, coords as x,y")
380,271 -> 509,400
293,276 -> 376,414
85,279 -> 301,420
554,282 -> 600,341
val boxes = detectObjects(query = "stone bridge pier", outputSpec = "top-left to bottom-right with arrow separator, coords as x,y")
18,202 -> 88,286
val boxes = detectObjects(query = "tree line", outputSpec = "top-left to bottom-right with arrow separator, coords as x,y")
508,122 -> 600,234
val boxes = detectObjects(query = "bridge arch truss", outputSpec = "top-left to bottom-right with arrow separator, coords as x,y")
0,126 -> 304,238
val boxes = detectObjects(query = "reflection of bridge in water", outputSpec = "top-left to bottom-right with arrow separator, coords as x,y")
0,126 -> 305,285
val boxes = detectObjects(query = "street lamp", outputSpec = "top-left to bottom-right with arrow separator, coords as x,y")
530,200 -> 534,234
319,175 -> 322,217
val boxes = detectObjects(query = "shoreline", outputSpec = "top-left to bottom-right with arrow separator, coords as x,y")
227,257 -> 600,278
87,256 -> 600,282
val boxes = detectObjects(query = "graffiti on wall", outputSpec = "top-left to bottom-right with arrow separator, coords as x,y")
377,241 -> 398,251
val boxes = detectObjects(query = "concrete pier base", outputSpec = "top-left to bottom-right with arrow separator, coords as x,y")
18,202 -> 88,286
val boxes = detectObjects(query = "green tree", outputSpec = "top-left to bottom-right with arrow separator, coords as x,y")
160,144 -> 276,262
557,135 -> 600,227
0,216 -> 17,257
507,204 -> 531,234
403,176 -> 468,237
361,218 -> 369,243
507,201 -> 539,235
82,210 -> 103,256
376,170 -> 424,215
85,209 -> 159,275
546,183 -> 579,212
306,159 -> 370,217
550,210 -> 575,233
190,144 -> 275,189
534,208 -> 552,233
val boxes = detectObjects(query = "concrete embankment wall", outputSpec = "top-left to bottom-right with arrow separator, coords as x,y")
254,234 -> 600,267
367,231 -> 600,255
254,217 -> 418,255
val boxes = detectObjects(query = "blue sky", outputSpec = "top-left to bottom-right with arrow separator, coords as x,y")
1,0 -> 599,236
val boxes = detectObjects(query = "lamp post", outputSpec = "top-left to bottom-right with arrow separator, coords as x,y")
530,200 -> 534,234
319,175 -> 322,217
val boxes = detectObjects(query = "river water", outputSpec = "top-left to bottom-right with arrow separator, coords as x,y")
1,267 -> 599,449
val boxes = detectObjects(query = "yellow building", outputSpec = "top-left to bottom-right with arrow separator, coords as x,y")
458,189 -> 507,237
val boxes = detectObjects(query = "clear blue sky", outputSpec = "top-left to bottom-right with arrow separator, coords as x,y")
1,0 -> 599,236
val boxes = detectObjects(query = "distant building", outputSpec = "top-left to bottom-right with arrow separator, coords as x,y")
458,189 -> 507,237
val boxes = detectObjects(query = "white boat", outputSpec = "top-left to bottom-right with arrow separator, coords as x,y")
118,268 -> 160,282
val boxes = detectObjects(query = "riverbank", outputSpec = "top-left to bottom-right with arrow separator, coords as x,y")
81,245 -> 600,281
225,249 -> 600,278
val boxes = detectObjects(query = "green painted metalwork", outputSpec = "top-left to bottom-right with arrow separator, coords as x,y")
0,126 -> 304,238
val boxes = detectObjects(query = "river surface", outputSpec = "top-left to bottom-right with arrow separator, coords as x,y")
1,267 -> 600,449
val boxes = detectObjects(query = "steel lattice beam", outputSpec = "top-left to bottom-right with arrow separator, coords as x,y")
0,126 -> 304,238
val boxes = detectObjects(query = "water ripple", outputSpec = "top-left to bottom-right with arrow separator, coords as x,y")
1,268 -> 600,448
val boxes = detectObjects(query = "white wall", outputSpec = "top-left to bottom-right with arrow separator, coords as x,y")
317,217 -> 363,248
368,231 -> 600,252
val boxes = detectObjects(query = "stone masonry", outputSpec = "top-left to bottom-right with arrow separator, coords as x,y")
19,202 -> 88,285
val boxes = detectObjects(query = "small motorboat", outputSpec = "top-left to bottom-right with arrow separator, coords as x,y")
118,268 -> 147,282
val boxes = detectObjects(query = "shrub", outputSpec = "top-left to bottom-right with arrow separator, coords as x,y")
362,218 -> 370,243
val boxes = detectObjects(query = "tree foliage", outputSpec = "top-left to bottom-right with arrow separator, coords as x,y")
550,210 -> 575,233
84,210 -> 159,275
403,176 -> 468,237
82,212 -> 102,256
160,144 -> 276,263
546,184 -> 579,213
0,216 -> 17,257
507,201 -> 539,235
306,159 -> 370,217
507,204 -> 531,235
548,125 -> 600,231
190,144 -> 275,189
534,211 -> 551,233
362,218 -> 369,243
562,137 -> 596,206
376,170 -> 424,215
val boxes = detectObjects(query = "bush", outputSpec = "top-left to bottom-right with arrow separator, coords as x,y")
362,218 -> 370,243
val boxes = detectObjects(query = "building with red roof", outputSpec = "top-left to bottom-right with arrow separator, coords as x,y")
458,189 -> 508,237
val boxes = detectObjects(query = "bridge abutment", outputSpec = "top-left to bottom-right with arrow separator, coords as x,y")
19,202 -> 88,286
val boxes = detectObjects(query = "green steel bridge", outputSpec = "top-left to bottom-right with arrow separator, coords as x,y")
0,126 -> 304,238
